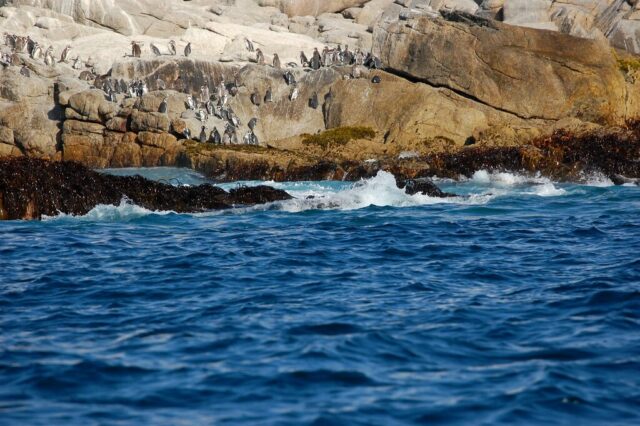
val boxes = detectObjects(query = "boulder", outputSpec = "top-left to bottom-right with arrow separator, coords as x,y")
67,90 -> 117,123
373,13 -> 627,125
130,110 -> 171,133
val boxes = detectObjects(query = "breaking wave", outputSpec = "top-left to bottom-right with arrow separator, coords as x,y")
42,169 -> 613,221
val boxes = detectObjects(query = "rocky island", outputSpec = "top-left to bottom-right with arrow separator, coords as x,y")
1,0 -> 640,218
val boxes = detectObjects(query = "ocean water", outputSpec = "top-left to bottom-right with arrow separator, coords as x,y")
1,169 -> 639,425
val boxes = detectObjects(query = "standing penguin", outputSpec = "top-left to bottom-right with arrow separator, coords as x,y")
283,70 -> 296,86
272,53 -> 281,69
210,127 -> 221,144
264,86 -> 272,104
199,126 -> 207,143
308,92 -> 318,109
183,128 -> 191,140
59,45 -> 71,63
44,46 -> 54,66
131,41 -> 142,58
168,40 -> 176,56
248,117 -> 258,131
250,88 -> 261,106
150,43 -> 162,56
300,51 -> 309,67
244,38 -> 255,52
158,97 -> 168,113
289,86 -> 299,101
311,48 -> 321,70
184,42 -> 192,57
255,48 -> 265,65
19,65 -> 30,77
185,95 -> 196,110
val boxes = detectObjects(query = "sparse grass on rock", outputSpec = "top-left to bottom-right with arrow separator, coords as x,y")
302,127 -> 376,150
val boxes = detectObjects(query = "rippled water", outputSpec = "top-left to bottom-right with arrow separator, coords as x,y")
1,169 -> 639,425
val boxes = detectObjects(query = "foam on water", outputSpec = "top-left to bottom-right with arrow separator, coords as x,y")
43,198 -> 174,222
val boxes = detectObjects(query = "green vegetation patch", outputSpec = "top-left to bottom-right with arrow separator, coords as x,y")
302,127 -> 376,149
616,56 -> 640,74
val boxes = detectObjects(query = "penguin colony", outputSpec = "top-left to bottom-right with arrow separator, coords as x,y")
2,33 -> 383,147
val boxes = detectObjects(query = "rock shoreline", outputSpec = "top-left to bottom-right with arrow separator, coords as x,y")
2,2 -> 640,191
0,157 -> 292,220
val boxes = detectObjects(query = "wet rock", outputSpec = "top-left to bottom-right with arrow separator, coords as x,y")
0,157 -> 292,221
397,178 -> 455,197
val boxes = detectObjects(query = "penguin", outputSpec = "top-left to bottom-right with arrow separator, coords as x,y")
222,131 -> 231,145
354,49 -> 364,66
250,88 -> 261,106
185,95 -> 196,110
228,108 -> 240,127
272,53 -> 281,69
108,90 -> 117,103
283,70 -> 296,86
289,86 -> 299,101
309,91 -> 318,109
227,82 -> 238,97
244,38 -> 255,52
205,100 -> 213,116
224,124 -> 237,144
168,40 -> 176,56
159,97 -> 168,113
196,109 -> 207,123
131,41 -> 142,58
323,90 -> 332,124
248,117 -> 257,131
199,126 -> 207,143
72,56 -> 82,70
19,65 -> 30,78
183,128 -> 191,140
150,43 -> 162,56
243,130 -> 255,145
311,48 -> 321,70
184,42 -> 192,57
30,42 -> 41,60
264,86 -> 272,103
255,48 -> 265,65
321,46 -> 330,67
300,51 -> 309,67
155,76 -> 166,91
371,75 -> 381,84
351,65 -> 362,79
59,45 -> 71,63
200,85 -> 210,104
210,127 -> 221,144
44,47 -> 54,66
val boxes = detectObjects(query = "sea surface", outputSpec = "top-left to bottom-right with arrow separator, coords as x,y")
1,168 -> 639,425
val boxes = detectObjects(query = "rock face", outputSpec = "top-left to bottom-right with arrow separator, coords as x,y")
0,157 -> 292,220
373,13 -> 628,125
259,0 -> 370,17
2,0 -> 640,185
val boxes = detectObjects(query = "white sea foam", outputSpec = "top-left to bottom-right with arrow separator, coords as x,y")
246,171 -> 492,213
42,198 -> 174,222
44,169 -> 582,220
581,172 -> 615,187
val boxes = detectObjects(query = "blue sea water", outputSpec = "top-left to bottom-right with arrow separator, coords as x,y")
1,169 -> 639,425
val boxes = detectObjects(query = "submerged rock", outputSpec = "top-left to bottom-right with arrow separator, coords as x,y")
397,178 -> 455,198
0,158 -> 292,220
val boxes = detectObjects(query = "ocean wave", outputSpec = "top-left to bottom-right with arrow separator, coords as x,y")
42,198 -> 175,222
41,170 -> 595,221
